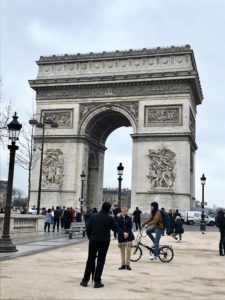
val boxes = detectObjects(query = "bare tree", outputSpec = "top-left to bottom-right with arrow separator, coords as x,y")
0,99 -> 14,143
16,123 -> 39,210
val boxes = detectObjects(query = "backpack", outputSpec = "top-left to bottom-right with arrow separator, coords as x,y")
160,210 -> 171,230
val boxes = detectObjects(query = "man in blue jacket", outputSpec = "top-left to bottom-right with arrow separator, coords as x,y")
80,202 -> 117,288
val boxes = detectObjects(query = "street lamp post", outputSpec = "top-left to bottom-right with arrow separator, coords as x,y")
117,163 -> 124,208
0,113 -> 22,252
80,171 -> 86,215
200,173 -> 206,233
29,114 -> 58,215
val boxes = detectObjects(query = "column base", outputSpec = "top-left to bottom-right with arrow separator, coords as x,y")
0,237 -> 18,252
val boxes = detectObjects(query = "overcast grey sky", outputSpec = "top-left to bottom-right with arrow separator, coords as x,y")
0,0 -> 225,207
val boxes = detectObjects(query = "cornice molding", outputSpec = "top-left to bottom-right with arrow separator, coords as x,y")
37,45 -> 192,64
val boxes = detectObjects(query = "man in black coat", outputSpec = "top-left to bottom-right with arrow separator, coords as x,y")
216,208 -> 225,256
80,202 -> 117,288
132,207 -> 142,231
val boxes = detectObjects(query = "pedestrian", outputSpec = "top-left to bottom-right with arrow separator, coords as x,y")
173,209 -> 181,221
53,206 -> 60,232
80,202 -> 117,288
112,204 -> 121,239
63,207 -> 71,230
142,202 -> 164,261
83,209 -> 92,224
215,208 -> 225,256
75,208 -> 82,222
41,207 -> 46,215
51,207 -> 54,225
171,215 -> 184,242
61,206 -> 65,228
132,206 -> 142,231
44,208 -> 52,232
117,207 -> 134,270
168,209 -> 174,230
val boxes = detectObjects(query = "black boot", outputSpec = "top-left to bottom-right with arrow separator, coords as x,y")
219,252 -> 224,256
94,282 -> 104,288
80,281 -> 88,287
118,265 -> 126,270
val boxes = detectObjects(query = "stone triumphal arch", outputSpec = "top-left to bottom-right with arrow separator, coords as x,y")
29,45 -> 203,211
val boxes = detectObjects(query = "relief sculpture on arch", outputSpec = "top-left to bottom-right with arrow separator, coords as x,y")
147,146 -> 176,190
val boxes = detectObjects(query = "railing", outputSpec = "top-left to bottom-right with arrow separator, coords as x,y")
0,214 -> 45,234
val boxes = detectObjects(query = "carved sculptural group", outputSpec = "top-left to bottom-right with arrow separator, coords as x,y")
147,146 -> 176,189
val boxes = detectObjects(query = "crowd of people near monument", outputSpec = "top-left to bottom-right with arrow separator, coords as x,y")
41,206 -> 82,232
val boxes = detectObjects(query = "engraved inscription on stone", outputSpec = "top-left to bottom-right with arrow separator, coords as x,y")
42,149 -> 64,186
147,146 -> 176,189
145,105 -> 181,126
42,110 -> 73,128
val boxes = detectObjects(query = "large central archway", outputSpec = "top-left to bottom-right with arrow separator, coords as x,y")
79,105 -> 135,208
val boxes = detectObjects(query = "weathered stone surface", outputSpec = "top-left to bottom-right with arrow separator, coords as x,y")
29,46 -> 203,211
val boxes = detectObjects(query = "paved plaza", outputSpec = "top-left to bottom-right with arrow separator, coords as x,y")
0,230 -> 225,300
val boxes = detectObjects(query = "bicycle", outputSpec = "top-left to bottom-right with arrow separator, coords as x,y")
131,230 -> 174,263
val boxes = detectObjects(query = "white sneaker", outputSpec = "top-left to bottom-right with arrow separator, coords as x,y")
149,255 -> 158,261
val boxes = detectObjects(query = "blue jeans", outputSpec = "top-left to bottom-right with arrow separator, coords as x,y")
146,226 -> 164,257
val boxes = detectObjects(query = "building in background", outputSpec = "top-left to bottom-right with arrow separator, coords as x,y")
102,188 -> 131,209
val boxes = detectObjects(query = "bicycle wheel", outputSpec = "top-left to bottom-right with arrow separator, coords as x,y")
130,246 -> 142,262
158,246 -> 174,263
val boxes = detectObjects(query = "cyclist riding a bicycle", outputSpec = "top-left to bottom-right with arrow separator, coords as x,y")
142,202 -> 164,261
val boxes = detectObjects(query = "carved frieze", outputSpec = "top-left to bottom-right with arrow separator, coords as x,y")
79,101 -> 138,124
42,149 -> 64,187
147,146 -> 176,189
36,82 -> 192,100
42,110 -> 73,128
145,105 -> 182,126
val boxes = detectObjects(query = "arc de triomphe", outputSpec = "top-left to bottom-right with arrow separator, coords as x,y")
29,45 -> 203,212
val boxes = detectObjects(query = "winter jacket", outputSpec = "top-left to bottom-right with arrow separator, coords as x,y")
117,215 -> 134,243
133,209 -> 142,221
143,210 -> 164,229
86,210 -> 117,242
45,212 -> 52,224
216,212 -> 225,229
173,217 -> 184,234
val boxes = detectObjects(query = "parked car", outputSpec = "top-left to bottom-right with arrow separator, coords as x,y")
28,207 -> 37,214
184,211 -> 215,226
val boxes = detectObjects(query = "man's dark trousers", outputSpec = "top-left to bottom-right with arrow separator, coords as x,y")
219,228 -> 225,254
82,240 -> 110,283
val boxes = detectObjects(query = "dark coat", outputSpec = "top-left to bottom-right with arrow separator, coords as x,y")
117,215 -> 134,243
216,212 -> 225,229
133,209 -> 142,221
86,210 -> 117,242
63,209 -> 71,229
173,218 -> 184,234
